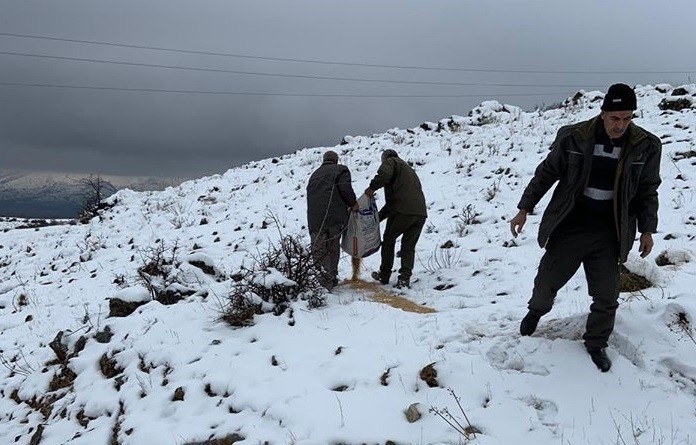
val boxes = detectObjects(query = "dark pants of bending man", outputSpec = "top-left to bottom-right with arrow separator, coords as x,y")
310,229 -> 341,289
379,213 -> 427,283
528,226 -> 619,349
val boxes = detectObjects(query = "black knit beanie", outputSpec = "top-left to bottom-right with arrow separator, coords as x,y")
381,149 -> 399,162
601,83 -> 637,111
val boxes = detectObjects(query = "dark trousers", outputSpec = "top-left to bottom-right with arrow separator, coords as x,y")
379,214 -> 426,281
528,227 -> 619,349
310,230 -> 340,288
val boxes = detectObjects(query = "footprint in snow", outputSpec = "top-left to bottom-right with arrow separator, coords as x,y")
608,331 -> 645,369
486,338 -> 550,376
520,395 -> 559,429
659,357 -> 696,395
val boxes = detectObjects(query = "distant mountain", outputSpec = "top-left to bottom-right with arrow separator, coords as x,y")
0,170 -> 183,218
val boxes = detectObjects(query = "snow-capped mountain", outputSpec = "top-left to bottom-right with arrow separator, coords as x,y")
0,84 -> 694,445
0,171 -> 184,218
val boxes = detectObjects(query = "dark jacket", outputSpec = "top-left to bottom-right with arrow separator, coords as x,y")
518,116 -> 661,263
369,156 -> 427,220
306,160 -> 357,236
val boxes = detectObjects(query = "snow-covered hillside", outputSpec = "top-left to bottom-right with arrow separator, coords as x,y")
1,84 -> 695,445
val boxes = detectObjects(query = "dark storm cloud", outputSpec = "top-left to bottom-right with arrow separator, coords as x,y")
1,0 -> 695,179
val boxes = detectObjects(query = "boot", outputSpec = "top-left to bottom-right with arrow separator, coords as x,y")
394,278 -> 410,289
371,271 -> 389,285
520,311 -> 542,336
587,347 -> 611,372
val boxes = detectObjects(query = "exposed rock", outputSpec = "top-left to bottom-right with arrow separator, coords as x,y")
189,260 -> 216,276
99,353 -> 122,379
658,97 -> 693,111
95,326 -> 114,343
48,331 -> 68,363
405,403 -> 422,423
108,298 -> 146,317
49,367 -> 77,392
173,386 -> 185,401
181,434 -> 245,445
29,424 -> 44,445
419,363 -> 439,387
440,240 -> 455,249
69,336 -> 87,359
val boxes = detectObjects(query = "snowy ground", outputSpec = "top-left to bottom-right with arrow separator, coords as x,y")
1,84 -> 695,445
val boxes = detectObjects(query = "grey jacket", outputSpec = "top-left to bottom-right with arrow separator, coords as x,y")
518,116 -> 661,263
306,160 -> 357,236
369,156 -> 427,220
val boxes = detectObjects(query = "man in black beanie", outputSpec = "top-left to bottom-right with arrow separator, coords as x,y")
508,84 -> 661,372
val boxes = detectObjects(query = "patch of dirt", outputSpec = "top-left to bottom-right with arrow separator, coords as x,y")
618,265 -> 652,292
345,279 -> 436,314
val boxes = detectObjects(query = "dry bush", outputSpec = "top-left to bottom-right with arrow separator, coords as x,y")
223,234 -> 325,327
136,240 -> 196,305
429,388 -> 481,441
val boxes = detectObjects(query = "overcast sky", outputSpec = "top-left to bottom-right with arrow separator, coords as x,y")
1,0 -> 694,179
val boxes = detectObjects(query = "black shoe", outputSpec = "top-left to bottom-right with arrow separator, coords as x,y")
520,311 -> 541,336
320,275 -> 338,291
371,271 -> 389,285
587,348 -> 611,372
394,278 -> 410,289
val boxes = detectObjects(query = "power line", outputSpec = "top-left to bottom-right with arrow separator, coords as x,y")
1,31 -> 694,75
0,81 -> 571,98
0,50 -> 610,88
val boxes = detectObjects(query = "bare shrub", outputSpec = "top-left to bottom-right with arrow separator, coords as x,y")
668,311 -> 696,346
430,388 -> 481,441
455,204 -> 481,236
421,245 -> 461,273
223,234 -> 326,327
484,176 -> 503,202
136,240 -> 196,304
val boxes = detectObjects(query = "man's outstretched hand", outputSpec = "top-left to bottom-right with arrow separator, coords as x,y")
509,209 -> 528,238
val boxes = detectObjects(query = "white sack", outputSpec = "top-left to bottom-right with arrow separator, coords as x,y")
341,194 -> 381,258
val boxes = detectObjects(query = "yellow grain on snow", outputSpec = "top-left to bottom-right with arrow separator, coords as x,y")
343,279 -> 436,314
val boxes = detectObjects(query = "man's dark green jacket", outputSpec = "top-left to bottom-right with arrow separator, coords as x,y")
518,116 -> 661,263
369,156 -> 427,221
306,160 -> 357,236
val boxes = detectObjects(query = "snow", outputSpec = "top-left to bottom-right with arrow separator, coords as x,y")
1,84 -> 695,445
